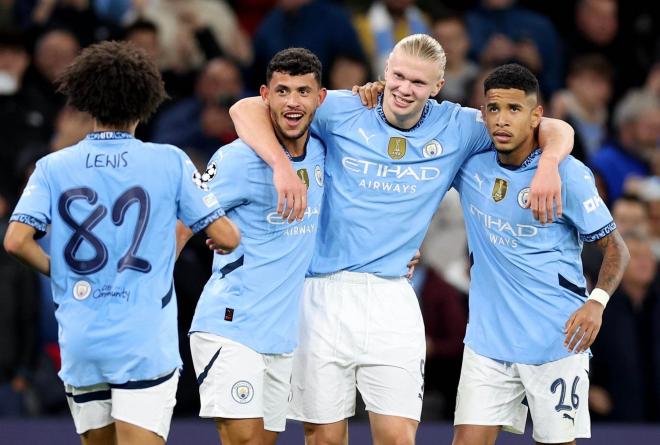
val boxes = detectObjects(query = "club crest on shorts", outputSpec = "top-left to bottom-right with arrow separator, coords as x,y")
387,137 -> 407,160
517,187 -> 530,208
231,381 -> 254,404
422,140 -> 442,158
314,165 -> 323,187
297,168 -> 310,189
492,178 -> 508,202
73,280 -> 92,301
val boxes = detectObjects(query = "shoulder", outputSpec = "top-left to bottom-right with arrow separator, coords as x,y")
211,139 -> 262,166
560,155 -> 595,182
429,100 -> 484,128
307,134 -> 326,161
323,89 -> 364,111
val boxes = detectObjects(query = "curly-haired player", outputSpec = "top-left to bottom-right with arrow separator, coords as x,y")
4,41 -> 240,445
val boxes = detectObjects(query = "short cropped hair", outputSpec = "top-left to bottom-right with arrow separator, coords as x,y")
266,48 -> 322,86
484,63 -> 539,98
56,40 -> 166,127
393,34 -> 447,80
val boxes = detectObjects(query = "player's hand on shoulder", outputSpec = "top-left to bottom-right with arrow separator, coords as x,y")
527,157 -> 563,224
351,80 -> 385,109
273,163 -> 307,223
563,300 -> 604,353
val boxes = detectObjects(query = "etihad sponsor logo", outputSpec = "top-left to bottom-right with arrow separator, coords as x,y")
492,178 -> 508,202
387,137 -> 407,159
266,206 -> 320,225
470,204 -> 538,248
342,157 -> 440,181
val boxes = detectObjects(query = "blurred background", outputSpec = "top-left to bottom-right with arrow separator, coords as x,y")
0,0 -> 658,443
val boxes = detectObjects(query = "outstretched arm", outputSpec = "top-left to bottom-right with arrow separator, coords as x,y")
229,98 -> 307,222
564,230 -> 630,353
531,118 -> 575,224
4,222 -> 50,276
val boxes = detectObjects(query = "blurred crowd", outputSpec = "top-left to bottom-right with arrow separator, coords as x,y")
0,0 -> 658,423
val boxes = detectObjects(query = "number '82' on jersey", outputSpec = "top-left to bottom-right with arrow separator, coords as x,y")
10,134 -> 225,387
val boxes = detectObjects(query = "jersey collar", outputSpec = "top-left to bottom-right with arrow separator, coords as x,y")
497,148 -> 542,170
376,94 -> 431,132
85,131 -> 134,141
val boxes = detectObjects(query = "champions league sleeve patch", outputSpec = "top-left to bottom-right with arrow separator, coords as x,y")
192,162 -> 217,191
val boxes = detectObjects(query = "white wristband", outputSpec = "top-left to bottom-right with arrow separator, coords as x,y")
588,288 -> 610,308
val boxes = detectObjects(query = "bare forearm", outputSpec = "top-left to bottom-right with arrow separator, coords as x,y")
229,97 -> 289,169
538,117 -> 574,164
593,230 -> 630,295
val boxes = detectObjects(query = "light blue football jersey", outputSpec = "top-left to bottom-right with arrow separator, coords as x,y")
308,90 -> 492,277
190,136 -> 325,354
453,149 -> 616,364
10,132 -> 225,387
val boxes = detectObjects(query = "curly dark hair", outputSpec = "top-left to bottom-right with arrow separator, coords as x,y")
56,40 -> 166,128
484,63 -> 539,98
266,48 -> 322,86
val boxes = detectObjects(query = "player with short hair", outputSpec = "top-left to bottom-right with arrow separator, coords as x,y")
450,64 -> 630,445
3,41 -> 240,445
189,47 -> 326,445
230,34 -> 574,444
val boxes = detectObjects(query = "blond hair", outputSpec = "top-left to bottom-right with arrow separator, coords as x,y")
392,34 -> 447,80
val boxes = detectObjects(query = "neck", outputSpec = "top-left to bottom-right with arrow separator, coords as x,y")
93,121 -> 138,135
275,129 -> 307,158
497,136 -> 537,166
382,104 -> 422,130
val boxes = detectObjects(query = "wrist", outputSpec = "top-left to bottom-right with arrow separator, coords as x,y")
588,288 -> 610,308
539,152 -> 560,166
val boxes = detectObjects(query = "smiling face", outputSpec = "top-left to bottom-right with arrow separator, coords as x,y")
483,87 -> 542,164
382,48 -> 444,129
260,71 -> 326,148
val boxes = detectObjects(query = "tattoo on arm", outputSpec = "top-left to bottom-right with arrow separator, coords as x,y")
593,230 -> 629,295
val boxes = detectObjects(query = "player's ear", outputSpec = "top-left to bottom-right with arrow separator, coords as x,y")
531,104 -> 543,129
318,87 -> 327,105
431,78 -> 445,98
259,84 -> 270,105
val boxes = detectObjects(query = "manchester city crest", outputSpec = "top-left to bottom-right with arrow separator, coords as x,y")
422,140 -> 442,158
297,168 -> 310,189
492,178 -> 508,202
231,381 -> 254,404
517,187 -> 530,208
73,280 -> 92,301
314,165 -> 323,187
387,137 -> 407,160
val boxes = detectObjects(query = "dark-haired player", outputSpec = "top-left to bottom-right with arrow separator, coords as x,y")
3,41 -> 240,445
450,64 -> 630,445
189,47 -> 326,445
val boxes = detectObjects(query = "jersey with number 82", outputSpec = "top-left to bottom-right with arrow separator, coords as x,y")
10,135 -> 225,387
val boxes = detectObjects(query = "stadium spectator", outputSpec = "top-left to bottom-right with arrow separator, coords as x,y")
590,232 -> 660,422
466,0 -> 563,97
0,30 -> 53,208
251,0 -> 365,91
152,57 -> 244,157
140,0 -> 252,71
354,0 -> 430,76
431,12 -> 478,105
550,54 -> 613,162
328,55 -> 370,90
589,91 -> 660,204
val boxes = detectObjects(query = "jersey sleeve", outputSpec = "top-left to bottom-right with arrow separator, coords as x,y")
310,90 -> 356,140
456,106 -> 494,157
205,145 -> 252,211
175,149 -> 226,233
561,159 -> 616,243
10,159 -> 52,234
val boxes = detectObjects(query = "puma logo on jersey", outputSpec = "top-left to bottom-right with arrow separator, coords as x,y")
358,128 -> 375,145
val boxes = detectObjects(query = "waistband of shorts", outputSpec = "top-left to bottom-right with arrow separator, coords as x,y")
308,270 -> 407,285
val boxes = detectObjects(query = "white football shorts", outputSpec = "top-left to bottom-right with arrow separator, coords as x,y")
190,332 -> 293,432
289,271 -> 426,423
454,346 -> 591,443
65,368 -> 179,439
